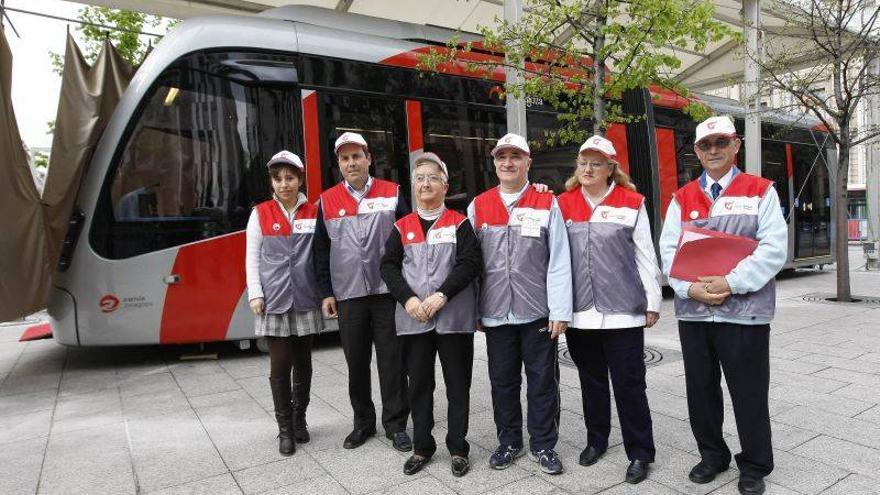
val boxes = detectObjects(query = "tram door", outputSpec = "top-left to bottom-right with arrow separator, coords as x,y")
791,143 -> 832,258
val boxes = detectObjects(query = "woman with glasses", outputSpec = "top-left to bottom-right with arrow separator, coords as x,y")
380,152 -> 483,478
557,136 -> 662,485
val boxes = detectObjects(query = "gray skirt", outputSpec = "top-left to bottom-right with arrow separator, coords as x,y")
255,307 -> 324,337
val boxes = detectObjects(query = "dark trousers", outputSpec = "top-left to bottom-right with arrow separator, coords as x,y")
337,294 -> 409,433
679,321 -> 773,478
401,331 -> 474,458
485,318 -> 559,452
267,335 -> 313,415
566,327 -> 655,462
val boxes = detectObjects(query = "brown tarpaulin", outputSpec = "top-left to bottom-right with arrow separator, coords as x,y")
0,34 -> 135,321
42,35 -> 136,271
0,26 -> 51,322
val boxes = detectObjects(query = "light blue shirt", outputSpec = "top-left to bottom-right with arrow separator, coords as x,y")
467,182 -> 573,328
658,168 -> 788,325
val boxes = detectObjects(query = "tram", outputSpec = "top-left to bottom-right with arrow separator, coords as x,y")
43,5 -> 833,346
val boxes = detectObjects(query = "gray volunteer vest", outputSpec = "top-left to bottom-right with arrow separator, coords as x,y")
558,186 -> 648,314
256,200 -> 321,314
472,186 -> 554,321
393,210 -> 477,335
320,179 -> 399,301
672,172 -> 777,319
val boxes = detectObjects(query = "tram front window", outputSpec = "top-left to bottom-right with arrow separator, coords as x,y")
91,52 -> 300,259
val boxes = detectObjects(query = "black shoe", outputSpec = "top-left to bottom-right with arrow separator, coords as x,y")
625,460 -> 650,484
269,378 -> 295,456
688,461 -> 729,484
451,456 -> 470,477
343,427 -> 376,449
578,446 -> 606,466
386,431 -> 413,452
293,418 -> 310,444
738,476 -> 766,495
403,455 -> 430,475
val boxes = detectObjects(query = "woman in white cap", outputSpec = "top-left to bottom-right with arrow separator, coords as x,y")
380,152 -> 482,477
556,135 -> 662,484
245,150 -> 323,456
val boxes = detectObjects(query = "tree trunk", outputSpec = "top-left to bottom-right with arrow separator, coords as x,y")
592,0 -> 606,135
835,142 -> 852,302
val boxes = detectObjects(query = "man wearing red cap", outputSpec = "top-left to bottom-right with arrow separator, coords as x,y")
659,116 -> 787,495
314,132 -> 412,452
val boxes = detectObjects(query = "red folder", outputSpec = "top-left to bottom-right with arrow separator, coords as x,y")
669,225 -> 758,282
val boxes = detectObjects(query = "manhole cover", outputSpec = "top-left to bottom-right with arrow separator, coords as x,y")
559,342 -> 666,368
802,293 -> 880,306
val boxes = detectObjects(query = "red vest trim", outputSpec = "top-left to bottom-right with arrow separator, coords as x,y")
396,209 -> 466,246
473,186 -> 554,228
320,179 -> 399,220
673,173 -> 772,222
557,186 -> 644,223
256,200 -> 319,236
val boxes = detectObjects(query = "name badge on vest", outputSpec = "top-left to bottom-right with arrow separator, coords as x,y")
513,208 -> 548,238
428,226 -> 457,245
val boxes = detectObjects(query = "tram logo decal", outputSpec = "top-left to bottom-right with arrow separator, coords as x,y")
100,294 -> 120,313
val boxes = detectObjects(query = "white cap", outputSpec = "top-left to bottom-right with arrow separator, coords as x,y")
695,116 -> 737,144
578,135 -> 617,160
266,150 -> 304,171
334,132 -> 369,154
412,151 -> 449,179
491,133 -> 530,157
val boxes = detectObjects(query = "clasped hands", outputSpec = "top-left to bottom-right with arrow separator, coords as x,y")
688,275 -> 731,305
405,293 -> 447,322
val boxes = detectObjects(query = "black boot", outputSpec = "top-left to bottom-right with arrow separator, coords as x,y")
270,378 -> 295,456
292,362 -> 311,444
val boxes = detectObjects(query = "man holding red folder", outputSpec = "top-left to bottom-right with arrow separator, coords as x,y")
659,116 -> 787,495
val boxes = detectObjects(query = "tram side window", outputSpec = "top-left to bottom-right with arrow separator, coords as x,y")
760,141 -> 791,218
92,54 -> 300,259
318,93 -> 409,193
526,111 -> 579,194
421,102 -> 505,212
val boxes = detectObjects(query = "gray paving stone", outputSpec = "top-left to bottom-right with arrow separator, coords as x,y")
597,479 -> 684,494
52,389 -> 123,434
791,435 -> 880,479
175,370 -> 242,398
769,370 -> 848,394
797,353 -> 880,375
820,473 -> 880,494
0,408 -> 52,445
368,476 -> 459,495
769,385 -> 874,418
297,396 -> 351,454
855,405 -> 880,425
0,388 -> 57,417
770,358 -> 829,375
191,390 -> 280,471
773,406 -> 880,449
38,422 -> 136,495
128,410 -> 228,492
118,370 -> 180,398
832,383 -> 880,404
478,475 -> 562,495
767,449 -> 849,494
0,436 -> 45,495
0,349 -> 65,396
121,388 -> 192,420
768,421 -> 819,452
217,355 -> 268,380
57,367 -> 119,397
145,473 -> 243,495
635,445 -> 736,495
232,455 -> 324,494
311,439 -> 419,494
812,366 -> 880,387
259,474 -> 348,495
421,443 -> 532,495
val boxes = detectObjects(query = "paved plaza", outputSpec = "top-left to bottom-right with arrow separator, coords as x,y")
1,251 -> 879,494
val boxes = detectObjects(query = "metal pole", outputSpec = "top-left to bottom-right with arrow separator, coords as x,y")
866,56 -> 880,243
504,0 -> 527,136
742,0 -> 762,176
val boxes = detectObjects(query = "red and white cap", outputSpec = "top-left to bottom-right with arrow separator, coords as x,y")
334,132 -> 369,154
695,116 -> 736,144
266,150 -> 304,171
491,133 -> 530,157
412,151 -> 449,179
578,135 -> 617,160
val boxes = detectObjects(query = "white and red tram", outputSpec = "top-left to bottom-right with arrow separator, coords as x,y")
43,5 -> 833,346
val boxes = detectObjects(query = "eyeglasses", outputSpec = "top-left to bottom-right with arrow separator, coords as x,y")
576,161 -> 609,169
696,137 -> 733,151
413,174 -> 445,184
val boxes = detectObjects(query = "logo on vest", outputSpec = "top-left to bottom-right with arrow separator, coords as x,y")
712,196 -> 760,216
600,211 -> 608,219
338,209 -> 346,217
272,223 -> 281,231
690,210 -> 700,219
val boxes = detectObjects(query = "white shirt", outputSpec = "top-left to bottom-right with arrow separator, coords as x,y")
703,166 -> 735,197
245,193 -> 308,301
569,184 -> 663,330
